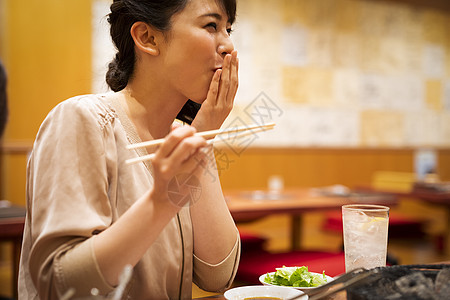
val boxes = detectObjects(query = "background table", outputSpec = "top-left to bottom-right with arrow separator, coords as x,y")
225,188 -> 398,250
395,189 -> 450,254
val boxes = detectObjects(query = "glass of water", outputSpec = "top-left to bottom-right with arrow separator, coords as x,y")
342,204 -> 390,272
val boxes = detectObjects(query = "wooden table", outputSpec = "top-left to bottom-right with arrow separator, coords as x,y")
406,190 -> 450,206
0,205 -> 26,299
355,186 -> 450,207
373,187 -> 450,254
225,188 -> 398,250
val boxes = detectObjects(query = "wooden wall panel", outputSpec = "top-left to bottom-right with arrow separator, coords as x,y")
3,145 -> 448,206
438,149 -> 450,181
217,147 -> 417,190
3,0 -> 92,141
0,0 -> 92,203
1,153 -> 27,206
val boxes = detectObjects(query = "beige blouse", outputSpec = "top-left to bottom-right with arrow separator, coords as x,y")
18,93 -> 240,300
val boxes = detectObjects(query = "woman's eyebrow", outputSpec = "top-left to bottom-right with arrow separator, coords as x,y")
199,12 -> 233,24
199,12 -> 222,20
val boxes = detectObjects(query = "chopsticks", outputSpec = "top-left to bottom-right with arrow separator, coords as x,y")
125,122 -> 275,165
126,122 -> 275,150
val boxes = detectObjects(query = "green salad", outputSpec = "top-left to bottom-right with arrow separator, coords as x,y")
263,266 -> 328,287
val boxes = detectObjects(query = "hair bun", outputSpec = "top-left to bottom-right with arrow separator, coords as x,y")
106,56 -> 128,92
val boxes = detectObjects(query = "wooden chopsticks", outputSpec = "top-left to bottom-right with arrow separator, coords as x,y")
125,122 -> 275,165
126,122 -> 275,150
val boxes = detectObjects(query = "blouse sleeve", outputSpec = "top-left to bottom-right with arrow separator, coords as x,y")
192,231 -> 241,292
27,96 -> 117,298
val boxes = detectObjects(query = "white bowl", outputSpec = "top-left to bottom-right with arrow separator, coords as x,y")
224,285 -> 306,300
259,272 -> 334,291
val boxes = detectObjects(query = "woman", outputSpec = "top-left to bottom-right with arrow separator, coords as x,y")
18,0 -> 240,299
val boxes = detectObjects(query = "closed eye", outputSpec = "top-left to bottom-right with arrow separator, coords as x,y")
205,21 -> 232,35
205,22 -> 217,31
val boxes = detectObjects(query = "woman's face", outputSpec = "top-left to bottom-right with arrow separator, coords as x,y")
160,0 -> 234,103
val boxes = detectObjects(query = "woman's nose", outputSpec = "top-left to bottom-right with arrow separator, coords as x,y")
218,33 -> 234,57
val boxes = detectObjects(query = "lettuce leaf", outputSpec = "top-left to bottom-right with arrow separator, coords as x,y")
263,266 -> 328,287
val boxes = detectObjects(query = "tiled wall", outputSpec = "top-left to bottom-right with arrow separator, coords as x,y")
227,0 -> 450,148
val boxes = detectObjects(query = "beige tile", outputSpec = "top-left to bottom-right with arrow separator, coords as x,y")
282,67 -> 334,105
360,110 -> 405,147
425,80 -> 443,111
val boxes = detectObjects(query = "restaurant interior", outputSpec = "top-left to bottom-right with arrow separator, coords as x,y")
1,0 -> 450,299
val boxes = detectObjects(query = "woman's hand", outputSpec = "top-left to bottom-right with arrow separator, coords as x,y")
191,50 -> 239,132
149,125 -> 207,208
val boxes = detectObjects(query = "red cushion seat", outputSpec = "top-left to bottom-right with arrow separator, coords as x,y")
239,230 -> 267,252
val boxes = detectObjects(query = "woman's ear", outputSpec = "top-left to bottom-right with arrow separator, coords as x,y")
130,22 -> 162,56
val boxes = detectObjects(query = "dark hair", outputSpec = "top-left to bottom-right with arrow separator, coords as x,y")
106,0 -> 237,92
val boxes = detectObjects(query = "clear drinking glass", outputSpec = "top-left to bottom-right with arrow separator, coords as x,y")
342,204 -> 390,272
